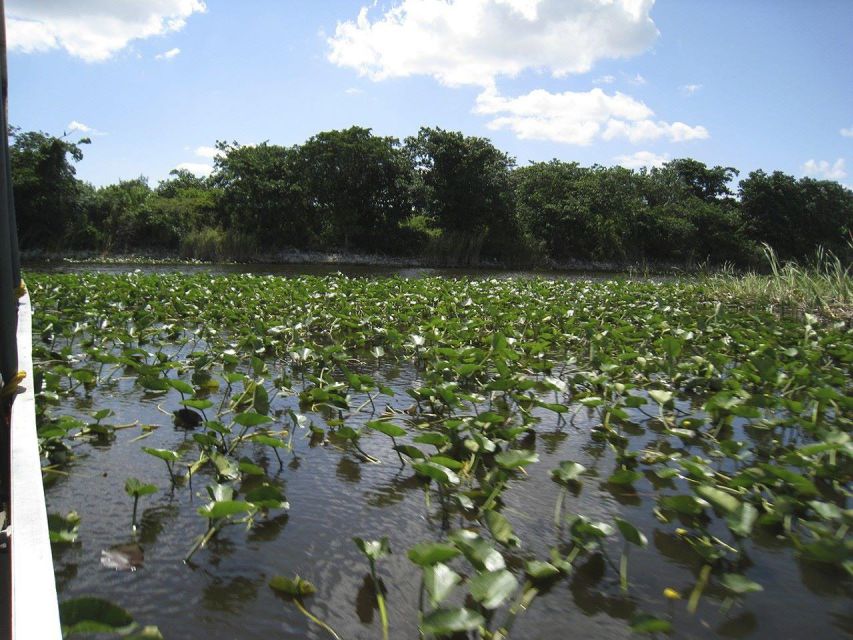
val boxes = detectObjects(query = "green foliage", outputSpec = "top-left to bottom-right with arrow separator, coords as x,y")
12,124 -> 851,268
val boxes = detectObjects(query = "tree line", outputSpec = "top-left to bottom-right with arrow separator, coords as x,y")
10,125 -> 852,267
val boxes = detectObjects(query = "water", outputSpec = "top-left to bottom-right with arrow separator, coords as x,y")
24,259 -> 631,281
43,376 -> 852,640
33,263 -> 851,640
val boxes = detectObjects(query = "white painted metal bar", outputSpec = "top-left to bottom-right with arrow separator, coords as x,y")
9,293 -> 62,639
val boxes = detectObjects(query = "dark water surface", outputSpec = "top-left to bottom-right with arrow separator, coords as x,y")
24,259 -> 633,281
34,264 -> 850,640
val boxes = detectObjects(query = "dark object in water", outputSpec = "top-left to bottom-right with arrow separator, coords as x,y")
101,543 -> 144,571
173,408 -> 203,429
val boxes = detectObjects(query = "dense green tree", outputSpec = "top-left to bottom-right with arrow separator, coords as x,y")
88,178 -> 153,251
740,170 -> 852,260
296,127 -> 413,251
213,141 -> 311,247
406,128 -> 518,261
10,128 -> 90,249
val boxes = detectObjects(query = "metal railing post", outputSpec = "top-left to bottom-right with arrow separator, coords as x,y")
0,0 -> 16,388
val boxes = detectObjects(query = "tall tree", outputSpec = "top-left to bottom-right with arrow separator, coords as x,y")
10,128 -> 89,249
407,127 -> 515,233
213,141 -> 312,247
296,127 -> 413,251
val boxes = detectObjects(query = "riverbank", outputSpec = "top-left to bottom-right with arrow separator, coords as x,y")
21,248 -> 699,277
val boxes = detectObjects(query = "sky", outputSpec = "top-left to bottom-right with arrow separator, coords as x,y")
6,0 -> 853,189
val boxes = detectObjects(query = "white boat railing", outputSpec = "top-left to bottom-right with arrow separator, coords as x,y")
9,293 -> 61,639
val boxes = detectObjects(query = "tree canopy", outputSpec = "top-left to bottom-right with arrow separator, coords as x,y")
10,125 -> 852,268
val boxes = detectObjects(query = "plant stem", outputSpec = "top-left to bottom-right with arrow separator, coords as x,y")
185,522 -> 221,563
688,564 -> 712,614
370,560 -> 390,640
553,487 -> 566,527
293,598 -> 342,640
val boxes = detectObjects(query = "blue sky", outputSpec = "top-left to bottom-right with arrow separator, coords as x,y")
7,0 -> 852,188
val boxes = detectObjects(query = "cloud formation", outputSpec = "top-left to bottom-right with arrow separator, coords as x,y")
613,150 -> 670,169
175,162 -> 213,176
155,47 -> 182,60
802,158 -> 847,181
680,83 -> 702,96
194,146 -> 219,159
328,0 -> 658,87
841,127 -> 853,138
474,87 -> 709,145
67,120 -> 107,136
7,0 -> 206,62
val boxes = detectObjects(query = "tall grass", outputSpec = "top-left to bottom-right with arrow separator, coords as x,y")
705,244 -> 852,320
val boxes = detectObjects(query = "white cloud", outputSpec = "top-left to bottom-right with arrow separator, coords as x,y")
155,47 -> 181,60
841,127 -> 853,138
613,150 -> 670,169
474,87 -> 709,145
627,72 -> 646,85
175,162 -> 213,176
802,158 -> 847,181
67,121 -> 93,133
328,0 -> 658,87
345,87 -> 364,95
194,146 -> 220,159
593,75 -> 615,85
680,83 -> 702,96
7,0 -> 206,62
67,120 -> 107,136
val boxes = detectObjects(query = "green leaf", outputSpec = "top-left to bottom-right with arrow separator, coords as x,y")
648,390 -> 673,405
251,433 -> 288,449
421,608 -> 485,635
695,485 -> 740,514
367,420 -> 406,438
615,518 -> 647,547
449,530 -> 505,572
468,569 -> 518,609
413,432 -> 449,447
211,452 -> 240,481
141,447 -> 180,463
197,500 -> 253,519
551,461 -> 586,485
181,398 -> 213,410
408,542 -> 461,567
494,449 -> 539,470
269,575 -> 316,597
659,494 -> 709,516
630,614 -> 672,633
394,444 -> 426,460
424,563 -> 461,607
525,560 -> 560,580
720,573 -> 763,594
124,478 -> 157,497
759,464 -> 819,497
726,503 -> 758,537
413,461 -> 460,486
233,411 -> 273,427
168,379 -> 195,395
246,484 -> 289,510
238,459 -> 266,476
59,598 -> 135,635
353,537 -> 391,560
485,510 -> 520,548
608,469 -> 642,486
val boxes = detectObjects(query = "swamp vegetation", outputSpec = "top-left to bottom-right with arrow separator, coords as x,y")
11,126 -> 853,268
29,267 -> 851,638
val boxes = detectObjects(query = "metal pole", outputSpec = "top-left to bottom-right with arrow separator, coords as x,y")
0,0 -> 18,388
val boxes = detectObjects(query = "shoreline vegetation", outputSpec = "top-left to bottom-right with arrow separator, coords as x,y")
23,243 -> 853,322
11,125 -> 852,272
